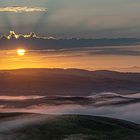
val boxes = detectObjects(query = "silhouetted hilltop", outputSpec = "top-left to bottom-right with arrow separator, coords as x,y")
0,68 -> 140,96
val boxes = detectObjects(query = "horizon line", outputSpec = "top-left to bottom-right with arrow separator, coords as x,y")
0,67 -> 139,74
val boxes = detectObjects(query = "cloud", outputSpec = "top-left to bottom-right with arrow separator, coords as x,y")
6,31 -> 37,39
0,6 -> 47,13
0,31 -> 140,56
2,31 -> 56,40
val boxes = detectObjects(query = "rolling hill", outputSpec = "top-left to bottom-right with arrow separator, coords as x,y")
0,68 -> 139,96
0,113 -> 140,140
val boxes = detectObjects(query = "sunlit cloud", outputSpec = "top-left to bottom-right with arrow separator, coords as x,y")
6,31 -> 37,39
2,31 -> 56,39
0,6 -> 47,13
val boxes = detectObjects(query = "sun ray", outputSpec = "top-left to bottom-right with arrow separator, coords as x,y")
0,2 -> 13,32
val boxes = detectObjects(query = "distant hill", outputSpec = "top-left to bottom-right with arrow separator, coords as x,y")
0,113 -> 140,140
0,68 -> 140,96
111,66 -> 140,73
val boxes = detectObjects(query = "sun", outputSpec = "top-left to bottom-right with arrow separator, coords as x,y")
17,49 -> 26,56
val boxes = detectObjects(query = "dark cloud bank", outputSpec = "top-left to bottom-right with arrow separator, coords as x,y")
0,32 -> 140,56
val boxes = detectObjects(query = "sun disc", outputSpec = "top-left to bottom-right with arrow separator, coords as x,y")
17,49 -> 26,56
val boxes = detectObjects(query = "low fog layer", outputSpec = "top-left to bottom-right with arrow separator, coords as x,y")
0,92 -> 140,123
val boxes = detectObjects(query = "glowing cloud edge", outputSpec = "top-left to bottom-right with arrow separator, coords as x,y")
0,6 -> 47,13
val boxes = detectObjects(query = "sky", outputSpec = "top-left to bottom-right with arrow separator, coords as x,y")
0,0 -> 140,71
0,0 -> 140,38
0,45 -> 140,71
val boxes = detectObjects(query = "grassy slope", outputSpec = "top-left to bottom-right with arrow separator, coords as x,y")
0,113 -> 139,140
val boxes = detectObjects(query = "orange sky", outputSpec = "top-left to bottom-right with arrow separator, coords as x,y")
0,49 -> 140,72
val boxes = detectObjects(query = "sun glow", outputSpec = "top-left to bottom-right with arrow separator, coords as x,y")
17,49 -> 26,56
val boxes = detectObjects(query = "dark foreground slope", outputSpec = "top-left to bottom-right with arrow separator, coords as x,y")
0,113 -> 140,140
0,68 -> 140,96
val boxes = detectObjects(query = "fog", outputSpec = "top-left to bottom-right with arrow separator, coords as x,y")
20,103 -> 140,123
0,92 -> 140,123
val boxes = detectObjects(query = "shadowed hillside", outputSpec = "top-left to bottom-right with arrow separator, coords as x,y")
0,113 -> 140,140
0,68 -> 140,96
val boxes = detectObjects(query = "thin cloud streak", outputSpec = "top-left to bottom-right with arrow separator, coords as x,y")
0,6 -> 47,13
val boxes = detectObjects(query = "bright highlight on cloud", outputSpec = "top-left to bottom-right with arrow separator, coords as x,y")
0,6 -> 47,13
